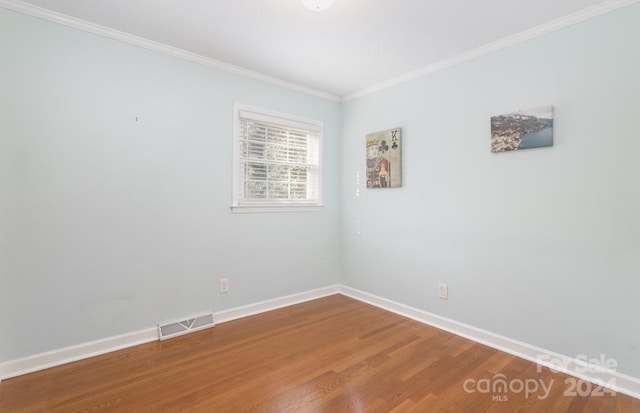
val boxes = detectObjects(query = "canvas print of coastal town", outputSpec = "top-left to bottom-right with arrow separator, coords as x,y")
366,128 -> 402,188
491,106 -> 553,153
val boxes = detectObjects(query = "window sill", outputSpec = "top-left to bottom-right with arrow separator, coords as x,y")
231,204 -> 324,214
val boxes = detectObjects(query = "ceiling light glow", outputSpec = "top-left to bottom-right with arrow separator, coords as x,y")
300,0 -> 336,12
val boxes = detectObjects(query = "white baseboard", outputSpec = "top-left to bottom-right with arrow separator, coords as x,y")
215,284 -> 340,324
2,283 -> 638,402
338,285 -> 640,400
1,327 -> 158,381
0,284 -> 340,382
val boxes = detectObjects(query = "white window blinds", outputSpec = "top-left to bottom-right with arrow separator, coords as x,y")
233,105 -> 322,212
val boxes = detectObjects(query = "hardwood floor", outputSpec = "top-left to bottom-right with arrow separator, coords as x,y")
1,295 -> 638,412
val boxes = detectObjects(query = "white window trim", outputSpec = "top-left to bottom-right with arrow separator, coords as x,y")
231,103 -> 324,214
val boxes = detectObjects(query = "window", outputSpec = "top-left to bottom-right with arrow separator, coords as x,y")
232,104 -> 323,213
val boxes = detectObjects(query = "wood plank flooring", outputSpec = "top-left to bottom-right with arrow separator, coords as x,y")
1,294 -> 638,412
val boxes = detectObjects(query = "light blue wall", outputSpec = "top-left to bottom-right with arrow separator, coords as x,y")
2,2 -> 640,381
341,4 -> 640,377
0,45 -> 10,364
0,8 -> 342,362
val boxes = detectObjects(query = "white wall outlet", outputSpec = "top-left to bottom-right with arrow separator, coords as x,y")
439,283 -> 448,300
219,278 -> 229,293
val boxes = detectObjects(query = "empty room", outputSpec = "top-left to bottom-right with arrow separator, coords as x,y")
1,0 -> 639,412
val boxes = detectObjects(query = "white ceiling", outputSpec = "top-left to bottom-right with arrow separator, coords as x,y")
5,0 -> 629,99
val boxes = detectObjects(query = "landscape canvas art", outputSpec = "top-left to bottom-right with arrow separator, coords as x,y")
366,128 -> 402,188
491,106 -> 554,153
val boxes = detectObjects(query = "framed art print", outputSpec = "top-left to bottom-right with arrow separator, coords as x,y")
491,106 -> 553,153
366,127 -> 402,188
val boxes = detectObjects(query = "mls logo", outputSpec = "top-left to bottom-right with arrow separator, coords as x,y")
492,395 -> 509,402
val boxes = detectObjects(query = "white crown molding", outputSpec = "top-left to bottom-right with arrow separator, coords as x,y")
2,0 -> 637,103
0,0 -> 341,102
342,0 -> 640,101
338,285 -> 640,401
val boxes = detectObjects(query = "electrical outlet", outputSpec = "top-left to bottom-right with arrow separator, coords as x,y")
219,278 -> 229,293
439,283 -> 448,300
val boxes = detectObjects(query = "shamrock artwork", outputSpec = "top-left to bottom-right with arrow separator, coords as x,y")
366,127 -> 402,188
